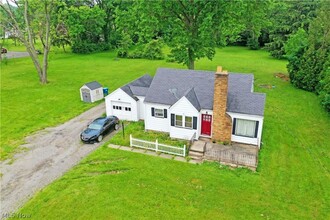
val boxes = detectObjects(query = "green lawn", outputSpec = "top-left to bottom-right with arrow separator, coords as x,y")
1,46 -> 330,219
110,121 -> 188,148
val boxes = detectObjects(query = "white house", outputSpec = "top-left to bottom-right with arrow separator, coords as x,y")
80,81 -> 104,103
105,75 -> 152,121
105,67 -> 266,147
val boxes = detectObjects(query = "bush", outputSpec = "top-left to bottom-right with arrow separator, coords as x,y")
127,50 -> 144,59
124,39 -> 164,60
72,42 -> 109,54
247,37 -> 260,50
117,49 -> 128,58
116,33 -> 133,58
142,39 -> 164,60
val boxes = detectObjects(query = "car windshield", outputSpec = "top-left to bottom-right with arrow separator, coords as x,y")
88,123 -> 103,130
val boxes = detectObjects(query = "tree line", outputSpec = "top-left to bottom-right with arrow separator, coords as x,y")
1,0 -> 329,111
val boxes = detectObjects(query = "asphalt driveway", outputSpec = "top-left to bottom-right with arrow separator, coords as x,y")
0,103 -> 119,216
2,51 -> 30,59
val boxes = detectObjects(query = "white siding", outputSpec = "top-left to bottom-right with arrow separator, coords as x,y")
80,85 -> 103,103
105,88 -> 138,121
90,87 -> 104,102
136,96 -> 145,120
144,102 -> 170,132
169,97 -> 200,140
227,112 -> 264,147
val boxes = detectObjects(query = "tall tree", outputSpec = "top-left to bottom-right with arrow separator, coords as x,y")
287,2 -> 330,111
266,0 -> 319,59
0,0 -> 56,84
154,0 -> 243,69
95,0 -> 116,44
242,0 -> 270,50
63,5 -> 106,53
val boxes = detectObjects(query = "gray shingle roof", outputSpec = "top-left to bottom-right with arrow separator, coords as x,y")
84,81 -> 102,90
121,74 -> 153,100
144,68 -> 266,116
183,87 -> 201,111
227,74 -> 266,116
145,68 -> 215,109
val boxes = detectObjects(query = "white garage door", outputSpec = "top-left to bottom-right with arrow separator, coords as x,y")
112,101 -> 132,120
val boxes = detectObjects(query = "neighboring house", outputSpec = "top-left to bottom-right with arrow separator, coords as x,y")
80,81 -> 104,103
105,67 -> 266,147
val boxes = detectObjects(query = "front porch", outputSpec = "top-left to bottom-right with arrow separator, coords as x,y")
189,139 -> 259,170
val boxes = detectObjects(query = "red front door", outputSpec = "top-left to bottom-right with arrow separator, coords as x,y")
201,114 -> 212,136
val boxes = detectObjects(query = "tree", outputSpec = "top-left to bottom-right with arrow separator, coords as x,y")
266,0 -> 319,59
242,0 -> 270,50
0,0 -> 56,84
157,0 -> 243,69
95,0 -> 117,44
63,5 -> 107,53
287,2 -> 330,111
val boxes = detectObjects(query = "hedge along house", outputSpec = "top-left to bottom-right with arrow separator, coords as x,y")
105,67 -> 266,147
80,81 -> 104,103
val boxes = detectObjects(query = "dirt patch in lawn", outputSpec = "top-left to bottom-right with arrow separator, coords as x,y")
87,169 -> 129,176
274,73 -> 290,81
258,84 -> 275,89
84,158 -> 127,165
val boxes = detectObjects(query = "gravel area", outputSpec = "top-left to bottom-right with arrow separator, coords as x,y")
0,103 -> 118,216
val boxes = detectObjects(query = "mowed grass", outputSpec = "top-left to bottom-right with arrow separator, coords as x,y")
110,121 -> 188,148
2,46 -> 330,219
0,49 -> 181,159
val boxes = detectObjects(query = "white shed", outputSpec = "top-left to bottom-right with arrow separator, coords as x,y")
80,81 -> 103,103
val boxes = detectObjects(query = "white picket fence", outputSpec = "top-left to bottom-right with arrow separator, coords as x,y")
130,134 -> 186,157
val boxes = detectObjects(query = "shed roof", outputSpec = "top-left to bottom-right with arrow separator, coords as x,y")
144,68 -> 266,116
84,81 -> 102,90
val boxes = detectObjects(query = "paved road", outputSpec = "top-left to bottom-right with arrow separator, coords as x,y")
0,103 -> 118,216
1,51 -> 29,59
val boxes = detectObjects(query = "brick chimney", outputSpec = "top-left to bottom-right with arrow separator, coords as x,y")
212,66 -> 232,142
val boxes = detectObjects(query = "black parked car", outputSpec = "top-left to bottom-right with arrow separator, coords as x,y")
80,116 -> 119,143
1,47 -> 7,54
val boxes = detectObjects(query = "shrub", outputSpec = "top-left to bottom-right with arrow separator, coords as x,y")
125,40 -> 164,60
142,39 -> 164,60
127,50 -> 144,59
72,42 -> 109,54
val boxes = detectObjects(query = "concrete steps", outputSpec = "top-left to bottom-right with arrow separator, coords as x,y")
189,140 -> 206,161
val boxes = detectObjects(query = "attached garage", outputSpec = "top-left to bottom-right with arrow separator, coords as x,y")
80,81 -> 104,103
105,74 -> 153,122
105,88 -> 138,121
111,101 -> 132,121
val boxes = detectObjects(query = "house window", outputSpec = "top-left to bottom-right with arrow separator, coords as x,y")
119,106 -> 122,110
96,90 -> 100,94
125,107 -> 131,111
185,116 -> 192,128
175,115 -> 182,127
154,108 -> 164,118
234,119 -> 257,138
113,105 -> 116,109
